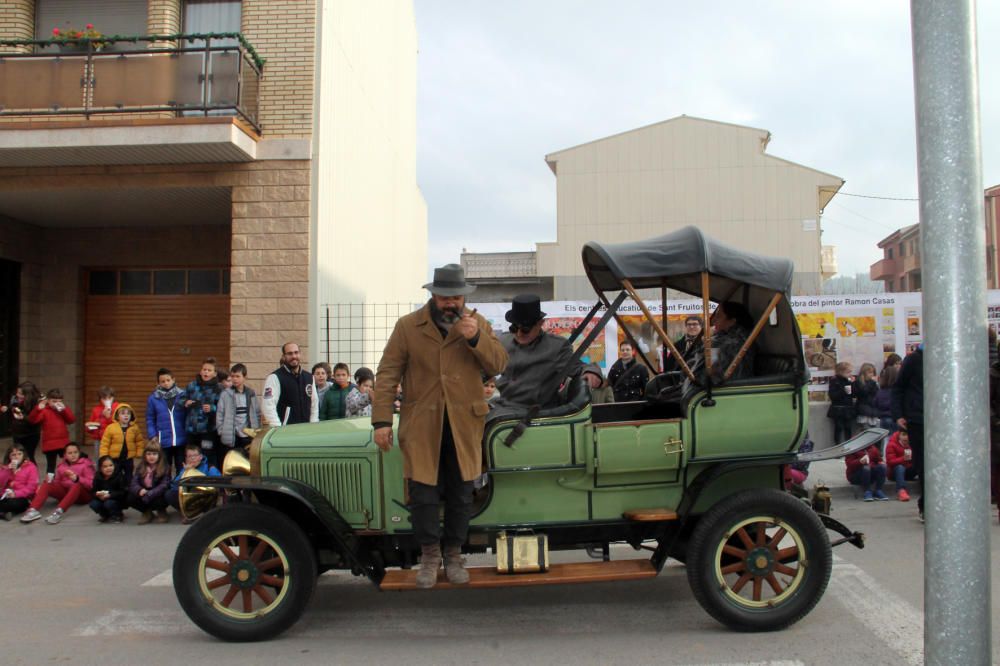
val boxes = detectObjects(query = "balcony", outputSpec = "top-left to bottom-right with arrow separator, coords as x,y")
0,33 -> 263,166
870,257 -> 898,281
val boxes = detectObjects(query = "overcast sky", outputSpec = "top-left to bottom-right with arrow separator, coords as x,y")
413,1 -> 1000,281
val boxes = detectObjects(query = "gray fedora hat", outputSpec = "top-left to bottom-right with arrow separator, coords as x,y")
423,263 -> 477,296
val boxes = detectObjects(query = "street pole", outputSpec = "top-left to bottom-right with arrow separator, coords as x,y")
910,1 -> 992,664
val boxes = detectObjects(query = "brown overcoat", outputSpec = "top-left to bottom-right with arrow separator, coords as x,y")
372,303 -> 508,485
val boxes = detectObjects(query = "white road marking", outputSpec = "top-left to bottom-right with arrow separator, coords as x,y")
829,554 -> 923,666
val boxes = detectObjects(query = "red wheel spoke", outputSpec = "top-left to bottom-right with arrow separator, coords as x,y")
732,572 -> 753,594
736,528 -> 755,550
253,585 -> 275,606
765,573 -> 784,595
258,573 -> 285,588
755,522 -> 767,547
257,557 -> 283,572
767,527 -> 787,548
722,544 -> 746,559
250,540 -> 269,564
721,561 -> 746,575
206,575 -> 230,590
774,562 -> 798,576
221,585 -> 240,608
205,558 -> 230,573
776,545 -> 800,561
218,542 -> 239,563
242,589 -> 253,613
238,535 -> 249,559
752,576 -> 763,601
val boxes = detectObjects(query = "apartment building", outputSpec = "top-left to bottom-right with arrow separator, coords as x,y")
871,185 -> 1000,292
0,0 -> 427,438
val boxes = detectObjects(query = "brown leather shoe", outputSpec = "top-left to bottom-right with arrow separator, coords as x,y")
444,545 -> 470,585
154,510 -> 169,524
138,511 -> 153,525
415,543 -> 442,589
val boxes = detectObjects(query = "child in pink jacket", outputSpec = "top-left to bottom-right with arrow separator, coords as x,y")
20,442 -> 94,525
0,443 -> 39,520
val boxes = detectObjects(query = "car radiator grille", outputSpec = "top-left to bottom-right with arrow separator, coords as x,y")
280,460 -> 369,523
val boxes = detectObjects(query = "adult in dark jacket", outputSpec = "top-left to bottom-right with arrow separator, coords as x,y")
2,382 -> 41,464
608,341 -> 650,402
891,345 -> 924,515
492,295 -> 582,419
663,316 -> 704,374
262,343 -> 318,426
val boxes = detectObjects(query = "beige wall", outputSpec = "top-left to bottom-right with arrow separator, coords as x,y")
538,116 -> 843,298
310,0 -> 427,364
0,0 -> 32,50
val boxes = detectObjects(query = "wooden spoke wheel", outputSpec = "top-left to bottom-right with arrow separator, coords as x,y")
198,530 -> 291,620
174,504 -> 317,641
687,488 -> 832,632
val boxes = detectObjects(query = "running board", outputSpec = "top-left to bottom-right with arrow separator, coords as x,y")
379,559 -> 658,591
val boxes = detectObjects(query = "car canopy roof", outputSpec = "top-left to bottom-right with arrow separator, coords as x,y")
581,226 -> 805,376
581,225 -> 794,297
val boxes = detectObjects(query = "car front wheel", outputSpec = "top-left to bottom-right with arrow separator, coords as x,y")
686,488 -> 832,632
173,503 -> 317,641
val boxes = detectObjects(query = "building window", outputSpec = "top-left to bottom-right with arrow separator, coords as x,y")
900,276 -> 907,291
87,268 -> 229,295
36,0 -> 148,50
899,243 -> 905,257
887,248 -> 893,259
184,1 -> 242,40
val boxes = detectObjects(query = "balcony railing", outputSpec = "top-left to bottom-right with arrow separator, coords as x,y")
0,33 -> 263,133
870,257 -> 898,281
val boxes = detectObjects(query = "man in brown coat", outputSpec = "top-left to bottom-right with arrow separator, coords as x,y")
372,264 -> 507,588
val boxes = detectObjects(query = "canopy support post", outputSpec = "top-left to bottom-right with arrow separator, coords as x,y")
621,279 -> 696,384
701,272 -> 712,378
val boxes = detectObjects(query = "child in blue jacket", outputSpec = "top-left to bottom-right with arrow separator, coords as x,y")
146,368 -> 188,473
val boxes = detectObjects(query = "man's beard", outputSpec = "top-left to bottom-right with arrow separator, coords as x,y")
431,298 -> 463,323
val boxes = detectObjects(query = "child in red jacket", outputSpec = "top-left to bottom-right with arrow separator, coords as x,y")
28,388 -> 76,476
885,429 -> 918,502
20,442 -> 94,524
845,443 -> 888,502
85,386 -> 118,455
0,443 -> 39,520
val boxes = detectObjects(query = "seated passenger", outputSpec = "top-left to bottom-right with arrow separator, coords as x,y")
491,294 -> 582,420
691,301 -> 757,385
582,363 -> 614,404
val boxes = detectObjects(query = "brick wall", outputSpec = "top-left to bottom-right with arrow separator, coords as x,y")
0,0 -> 34,52
242,0 -> 316,139
147,0 -> 180,33
229,160 -> 311,380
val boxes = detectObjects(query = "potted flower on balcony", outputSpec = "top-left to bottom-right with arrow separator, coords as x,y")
51,24 -> 107,52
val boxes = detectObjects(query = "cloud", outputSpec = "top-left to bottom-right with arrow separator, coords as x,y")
416,0 -> 999,279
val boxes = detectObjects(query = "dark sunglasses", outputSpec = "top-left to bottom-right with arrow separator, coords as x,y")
510,323 -> 537,334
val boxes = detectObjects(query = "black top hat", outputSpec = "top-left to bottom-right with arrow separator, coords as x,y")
422,264 -> 477,296
505,294 -> 546,327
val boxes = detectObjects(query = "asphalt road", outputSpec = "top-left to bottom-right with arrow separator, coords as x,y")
1,459 -> 996,666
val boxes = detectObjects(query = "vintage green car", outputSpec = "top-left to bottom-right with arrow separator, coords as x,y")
173,226 -> 883,642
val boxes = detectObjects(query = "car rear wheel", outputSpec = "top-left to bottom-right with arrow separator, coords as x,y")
686,488 -> 831,632
173,503 -> 317,641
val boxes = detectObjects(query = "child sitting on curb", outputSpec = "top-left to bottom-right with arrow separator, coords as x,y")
165,444 -> 221,523
128,440 -> 171,524
21,441 -> 94,524
90,456 -> 128,523
885,429 -> 917,502
845,442 -> 888,502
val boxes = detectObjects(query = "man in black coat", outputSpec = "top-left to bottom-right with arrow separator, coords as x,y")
891,345 -> 924,517
663,315 -> 704,373
608,340 -> 650,402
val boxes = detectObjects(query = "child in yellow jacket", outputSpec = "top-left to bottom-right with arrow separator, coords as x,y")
99,403 -> 145,480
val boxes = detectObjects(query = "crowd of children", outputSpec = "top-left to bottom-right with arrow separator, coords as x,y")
0,356 -> 389,525
828,353 -> 917,502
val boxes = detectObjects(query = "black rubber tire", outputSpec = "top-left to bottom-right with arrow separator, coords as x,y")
173,503 -> 318,642
686,488 -> 832,632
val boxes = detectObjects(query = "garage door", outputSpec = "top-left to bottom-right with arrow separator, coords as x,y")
84,267 -> 230,436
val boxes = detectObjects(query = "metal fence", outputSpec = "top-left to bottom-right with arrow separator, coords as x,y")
319,303 -> 421,369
